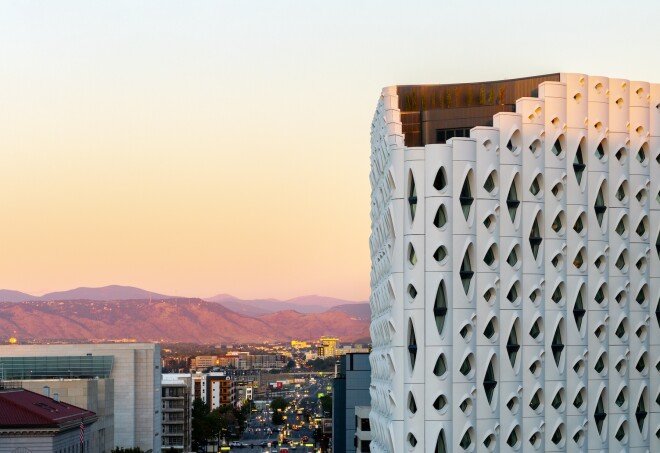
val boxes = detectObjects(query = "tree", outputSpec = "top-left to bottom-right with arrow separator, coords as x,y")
191,398 -> 212,450
313,426 -> 331,453
319,395 -> 332,417
272,410 -> 285,425
271,396 -> 288,425
305,357 -> 336,372
271,397 -> 288,412
192,399 -> 248,449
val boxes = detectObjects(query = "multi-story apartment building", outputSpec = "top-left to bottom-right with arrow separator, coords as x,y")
234,379 -> 255,406
369,74 -> 659,452
162,374 -> 192,452
0,343 -> 161,453
191,371 -> 235,409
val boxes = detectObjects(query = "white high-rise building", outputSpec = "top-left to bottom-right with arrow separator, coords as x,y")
369,73 -> 659,453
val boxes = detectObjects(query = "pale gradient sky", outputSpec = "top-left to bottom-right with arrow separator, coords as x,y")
0,1 -> 658,300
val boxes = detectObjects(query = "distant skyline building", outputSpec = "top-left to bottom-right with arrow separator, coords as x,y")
369,73 -> 659,452
319,337 -> 340,357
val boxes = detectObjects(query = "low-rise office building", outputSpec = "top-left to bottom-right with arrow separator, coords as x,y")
0,343 -> 161,453
0,386 -> 98,453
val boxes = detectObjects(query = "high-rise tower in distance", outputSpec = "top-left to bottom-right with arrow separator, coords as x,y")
369,73 -> 659,453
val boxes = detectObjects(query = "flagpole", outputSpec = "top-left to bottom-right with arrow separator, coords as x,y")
80,417 -> 85,453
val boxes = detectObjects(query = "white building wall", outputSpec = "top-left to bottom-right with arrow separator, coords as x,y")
369,73 -> 659,453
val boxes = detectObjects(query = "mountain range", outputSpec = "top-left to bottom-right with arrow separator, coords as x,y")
0,285 -> 370,343
0,285 -> 171,302
203,293 -> 366,315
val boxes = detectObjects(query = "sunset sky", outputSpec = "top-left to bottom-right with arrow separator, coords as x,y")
1,1 -> 659,300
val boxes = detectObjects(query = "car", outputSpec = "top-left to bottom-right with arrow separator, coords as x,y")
229,441 -> 242,447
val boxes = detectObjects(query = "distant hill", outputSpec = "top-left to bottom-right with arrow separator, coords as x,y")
39,285 -> 173,301
0,298 -> 369,343
204,294 -> 366,315
326,303 -> 371,321
0,289 -> 38,302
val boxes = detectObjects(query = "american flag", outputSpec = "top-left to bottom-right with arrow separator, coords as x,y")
80,418 -> 84,446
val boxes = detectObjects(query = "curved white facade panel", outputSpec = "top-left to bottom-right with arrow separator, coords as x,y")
369,74 -> 659,453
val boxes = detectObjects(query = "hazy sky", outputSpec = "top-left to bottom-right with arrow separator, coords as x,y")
1,1 -> 659,300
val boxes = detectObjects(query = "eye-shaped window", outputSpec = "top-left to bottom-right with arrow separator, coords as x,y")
529,388 -> 543,412
483,170 -> 497,195
408,170 -> 417,221
433,354 -> 448,377
407,319 -> 417,370
551,181 -> 563,199
573,386 -> 586,411
573,286 -> 586,332
433,281 -> 447,336
594,139 -> 607,161
506,179 -> 520,223
615,180 -> 628,202
433,395 -> 447,411
594,182 -> 607,228
506,319 -> 520,368
595,391 -> 607,435
506,425 -> 521,449
573,143 -> 586,184
529,174 -> 543,197
529,213 -> 542,260
551,136 -> 564,157
433,167 -> 448,191
615,147 -> 627,163
483,316 -> 498,341
408,243 -> 417,266
483,357 -> 497,405
433,246 -> 448,263
551,211 -> 565,235
459,245 -> 474,295
435,430 -> 447,453
483,244 -> 497,267
573,211 -> 586,235
459,172 -> 474,221
433,204 -> 448,229
459,353 -> 475,378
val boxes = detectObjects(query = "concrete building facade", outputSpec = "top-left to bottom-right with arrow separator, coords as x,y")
369,74 -> 659,452
0,343 -> 161,453
354,406 -> 372,453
